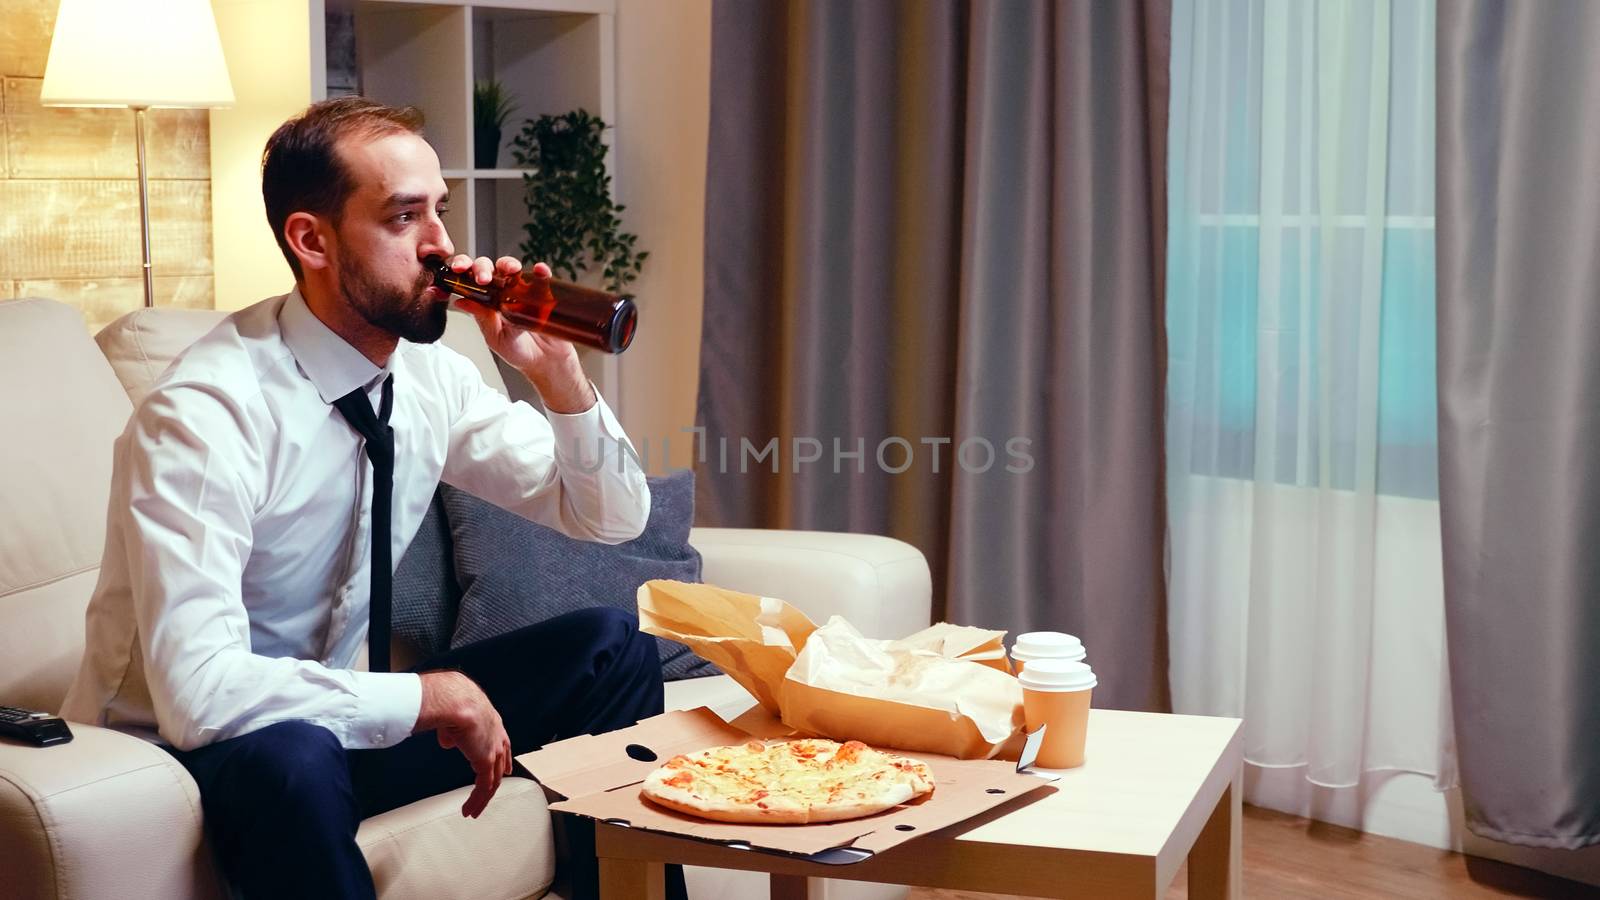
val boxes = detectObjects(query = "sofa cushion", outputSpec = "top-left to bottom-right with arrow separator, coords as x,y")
0,722 -> 221,900
443,470 -> 718,680
357,777 -> 554,900
94,307 -> 228,406
0,299 -> 136,712
96,304 -> 507,404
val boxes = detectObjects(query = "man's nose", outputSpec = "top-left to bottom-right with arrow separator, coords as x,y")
419,215 -> 454,261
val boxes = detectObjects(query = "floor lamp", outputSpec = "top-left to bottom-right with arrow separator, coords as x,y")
40,0 -> 234,308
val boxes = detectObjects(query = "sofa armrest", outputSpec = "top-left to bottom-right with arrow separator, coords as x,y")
0,725 -> 220,900
687,528 -> 933,638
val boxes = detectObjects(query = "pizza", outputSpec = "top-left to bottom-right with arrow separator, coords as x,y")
639,738 -> 935,824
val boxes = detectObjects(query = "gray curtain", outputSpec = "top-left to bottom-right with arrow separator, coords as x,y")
697,0 -> 1171,712
1438,0 -> 1600,849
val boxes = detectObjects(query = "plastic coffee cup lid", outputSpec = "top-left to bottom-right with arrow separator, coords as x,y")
1017,658 -> 1097,691
1011,631 -> 1085,661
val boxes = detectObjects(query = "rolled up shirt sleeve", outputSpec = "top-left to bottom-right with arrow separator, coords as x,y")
123,385 -> 421,751
437,352 -> 650,543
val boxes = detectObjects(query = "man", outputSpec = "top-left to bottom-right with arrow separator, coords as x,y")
61,97 -> 669,898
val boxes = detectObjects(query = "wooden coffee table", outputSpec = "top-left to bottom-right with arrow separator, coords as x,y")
596,708 -> 1244,899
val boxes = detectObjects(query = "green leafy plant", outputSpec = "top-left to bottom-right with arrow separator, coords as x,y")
473,80 -> 518,168
509,109 -> 647,293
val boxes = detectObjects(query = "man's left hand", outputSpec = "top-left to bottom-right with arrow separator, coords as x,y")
447,254 -> 596,414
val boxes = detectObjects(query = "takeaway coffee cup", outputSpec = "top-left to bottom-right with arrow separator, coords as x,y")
1010,631 -> 1086,673
1018,658 -> 1096,769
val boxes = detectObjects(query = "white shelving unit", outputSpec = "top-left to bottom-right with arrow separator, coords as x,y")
332,0 -> 621,399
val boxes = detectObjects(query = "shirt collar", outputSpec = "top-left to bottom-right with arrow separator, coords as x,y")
280,287 -> 392,404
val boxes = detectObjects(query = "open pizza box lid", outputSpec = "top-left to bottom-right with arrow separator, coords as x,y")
515,707 -> 1058,861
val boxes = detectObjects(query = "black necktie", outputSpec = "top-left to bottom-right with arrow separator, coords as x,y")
332,375 -> 395,673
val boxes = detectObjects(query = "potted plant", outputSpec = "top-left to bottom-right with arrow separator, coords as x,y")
473,79 -> 518,169
509,109 -> 647,293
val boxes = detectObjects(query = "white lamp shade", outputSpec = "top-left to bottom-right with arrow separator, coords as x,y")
41,0 -> 235,108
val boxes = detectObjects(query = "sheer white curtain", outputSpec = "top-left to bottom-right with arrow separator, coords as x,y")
1166,0 -> 1453,789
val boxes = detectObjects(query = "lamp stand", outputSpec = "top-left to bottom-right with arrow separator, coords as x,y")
132,105 -> 154,308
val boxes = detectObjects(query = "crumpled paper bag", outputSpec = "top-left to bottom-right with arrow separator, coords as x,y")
780,617 -> 1024,759
634,580 -> 816,714
890,620 -> 1013,673
637,580 -> 1024,759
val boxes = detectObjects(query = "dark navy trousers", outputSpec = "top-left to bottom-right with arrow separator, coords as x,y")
167,606 -> 682,900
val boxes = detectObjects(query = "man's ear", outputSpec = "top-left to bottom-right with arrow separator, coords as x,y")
283,211 -> 333,274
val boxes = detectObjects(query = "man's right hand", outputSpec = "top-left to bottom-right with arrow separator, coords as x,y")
415,670 -> 513,818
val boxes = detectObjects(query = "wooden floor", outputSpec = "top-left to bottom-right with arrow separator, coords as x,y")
909,804 -> 1596,899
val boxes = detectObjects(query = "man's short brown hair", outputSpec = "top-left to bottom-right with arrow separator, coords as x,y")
261,97 -> 425,279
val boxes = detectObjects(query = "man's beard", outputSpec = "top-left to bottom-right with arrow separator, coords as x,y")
338,252 -> 448,344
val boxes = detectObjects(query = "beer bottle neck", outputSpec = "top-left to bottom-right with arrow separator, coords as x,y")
427,259 -> 494,303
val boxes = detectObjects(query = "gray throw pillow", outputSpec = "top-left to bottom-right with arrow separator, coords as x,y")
391,490 -> 461,659
442,469 -> 719,680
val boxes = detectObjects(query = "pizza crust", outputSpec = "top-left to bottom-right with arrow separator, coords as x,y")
642,781 -> 813,824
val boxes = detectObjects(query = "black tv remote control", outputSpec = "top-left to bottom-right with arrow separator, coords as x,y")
0,705 -> 73,746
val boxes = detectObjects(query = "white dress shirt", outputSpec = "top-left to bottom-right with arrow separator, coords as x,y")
61,289 -> 649,751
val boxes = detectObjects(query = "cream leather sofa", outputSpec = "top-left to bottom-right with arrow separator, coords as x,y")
0,297 -> 931,900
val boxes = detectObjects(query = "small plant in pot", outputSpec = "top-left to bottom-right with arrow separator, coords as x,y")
473,79 -> 518,169
509,109 -> 647,294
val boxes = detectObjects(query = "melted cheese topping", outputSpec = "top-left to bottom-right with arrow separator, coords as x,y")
652,739 -> 932,812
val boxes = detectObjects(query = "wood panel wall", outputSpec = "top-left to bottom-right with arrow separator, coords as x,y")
0,0 -> 214,333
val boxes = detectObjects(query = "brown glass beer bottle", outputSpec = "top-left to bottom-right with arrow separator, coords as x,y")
427,256 -> 638,354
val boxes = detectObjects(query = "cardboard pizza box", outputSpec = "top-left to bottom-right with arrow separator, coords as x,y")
515,707 -> 1057,860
